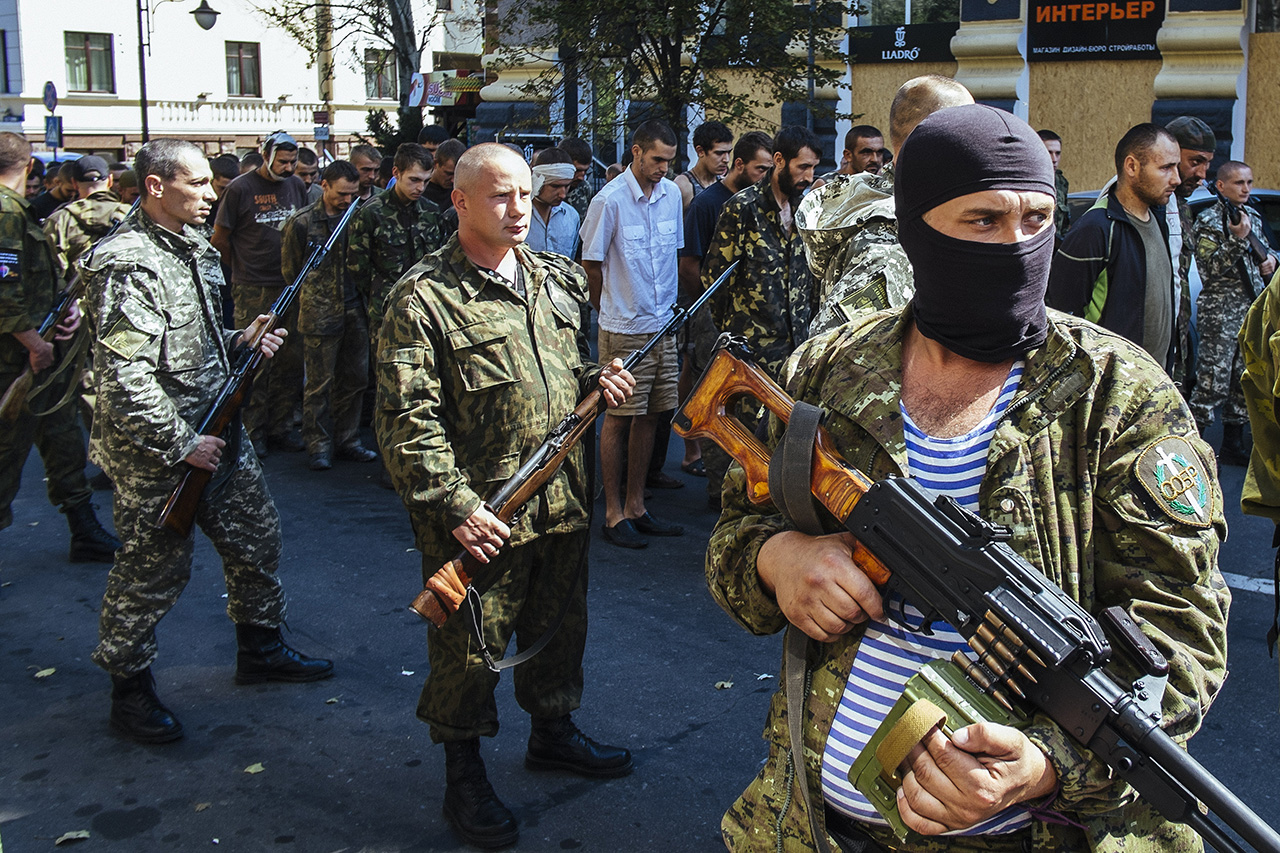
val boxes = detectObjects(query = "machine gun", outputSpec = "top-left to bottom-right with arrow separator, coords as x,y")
0,199 -> 138,422
156,197 -> 362,537
673,336 -> 1280,853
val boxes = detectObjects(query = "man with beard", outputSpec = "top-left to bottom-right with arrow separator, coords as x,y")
1164,116 -> 1216,385
1048,123 -> 1181,372
707,104 -> 1228,853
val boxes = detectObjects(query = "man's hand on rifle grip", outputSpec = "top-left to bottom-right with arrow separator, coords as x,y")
184,435 -> 226,472
54,301 -> 81,340
598,358 -> 634,408
452,504 -> 511,564
757,530 -> 886,641
238,313 -> 287,357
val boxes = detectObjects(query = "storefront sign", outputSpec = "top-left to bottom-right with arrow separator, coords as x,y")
1028,0 -> 1164,60
848,23 -> 959,64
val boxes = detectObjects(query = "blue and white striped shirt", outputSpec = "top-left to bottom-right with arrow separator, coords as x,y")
820,361 -> 1030,835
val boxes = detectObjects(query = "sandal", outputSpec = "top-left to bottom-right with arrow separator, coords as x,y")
680,459 -> 707,477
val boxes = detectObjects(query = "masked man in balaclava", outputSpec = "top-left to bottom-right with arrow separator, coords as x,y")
706,104 -> 1229,853
211,131 -> 309,456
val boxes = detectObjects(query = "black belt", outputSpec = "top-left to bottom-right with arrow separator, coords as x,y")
823,806 -> 890,853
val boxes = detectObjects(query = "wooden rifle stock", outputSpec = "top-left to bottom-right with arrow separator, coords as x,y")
671,338 -> 891,585
410,389 -> 606,625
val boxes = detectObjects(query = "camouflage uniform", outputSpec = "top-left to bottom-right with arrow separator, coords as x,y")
796,166 -> 913,338
566,181 -> 594,222
1053,168 -> 1070,236
42,189 -> 131,283
281,201 -> 367,455
700,175 -> 815,504
0,184 -> 94,531
1188,200 -> 1268,429
1240,269 -> 1280,525
374,235 -> 598,743
81,210 -> 285,676
346,189 -> 444,346
707,309 -> 1229,853
1170,195 -> 1196,388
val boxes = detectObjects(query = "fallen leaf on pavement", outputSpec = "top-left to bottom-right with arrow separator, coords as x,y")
244,763 -> 264,774
34,668 -> 56,678
715,681 -> 733,690
195,802 -> 211,812
54,830 -> 90,845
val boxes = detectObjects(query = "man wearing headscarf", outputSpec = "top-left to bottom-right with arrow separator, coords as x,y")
526,147 -> 579,258
707,105 -> 1228,853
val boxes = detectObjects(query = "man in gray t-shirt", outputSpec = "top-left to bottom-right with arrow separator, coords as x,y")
1127,208 -> 1173,364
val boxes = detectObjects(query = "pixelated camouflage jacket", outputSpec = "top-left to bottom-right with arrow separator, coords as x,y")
706,308 -> 1229,853
81,209 -> 240,477
1054,169 -> 1070,235
1193,199 -> 1268,304
281,200 -> 354,336
702,175 -> 815,377
0,184 -> 58,371
566,181 -> 594,221
42,190 -> 130,283
374,235 -> 598,568
796,166 -> 913,337
1240,268 -> 1280,524
346,188 -> 444,327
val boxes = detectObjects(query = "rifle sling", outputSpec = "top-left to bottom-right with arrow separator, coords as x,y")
773,400 -> 836,853
25,331 -> 89,418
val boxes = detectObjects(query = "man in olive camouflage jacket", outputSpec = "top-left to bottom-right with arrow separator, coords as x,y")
42,155 -> 131,283
346,143 -> 444,346
375,143 -> 634,850
707,106 -> 1228,853
280,159 -> 377,471
0,132 -> 119,563
81,140 -> 332,747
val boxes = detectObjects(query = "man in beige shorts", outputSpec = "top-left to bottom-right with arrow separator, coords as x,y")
580,120 -> 687,549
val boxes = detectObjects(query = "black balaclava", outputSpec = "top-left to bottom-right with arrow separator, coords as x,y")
894,104 -> 1057,362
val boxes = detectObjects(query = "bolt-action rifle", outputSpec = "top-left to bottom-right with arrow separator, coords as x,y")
156,197 -> 362,537
1218,191 -> 1274,270
408,260 -> 739,628
0,199 -> 139,423
673,336 -> 1280,853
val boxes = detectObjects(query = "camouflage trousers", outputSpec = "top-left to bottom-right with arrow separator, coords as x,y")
1188,287 -> 1251,429
0,367 -> 93,530
418,530 -> 589,743
233,283 -> 304,442
92,430 -> 286,676
303,304 -> 369,455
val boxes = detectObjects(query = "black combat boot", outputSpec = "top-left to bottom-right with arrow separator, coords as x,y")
233,624 -> 334,684
109,668 -> 183,744
443,739 -> 519,849
1220,422 -> 1252,467
65,501 -> 122,563
526,714 -> 633,778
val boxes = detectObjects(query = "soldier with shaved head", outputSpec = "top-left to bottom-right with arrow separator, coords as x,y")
374,142 -> 636,849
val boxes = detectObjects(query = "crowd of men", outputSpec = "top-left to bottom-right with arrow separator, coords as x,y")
3,69 -> 1278,853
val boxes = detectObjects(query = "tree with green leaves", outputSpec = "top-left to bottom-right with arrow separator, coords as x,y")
491,0 -> 851,149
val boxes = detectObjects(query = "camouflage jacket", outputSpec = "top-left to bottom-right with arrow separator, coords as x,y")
0,184 -> 58,372
702,176 -> 815,377
1240,268 -> 1280,524
374,235 -> 598,566
1054,168 -> 1070,235
42,190 -> 130,283
347,189 -> 444,327
281,200 -> 354,336
81,210 -> 239,477
707,309 -> 1229,853
1193,200 -> 1269,304
796,166 -> 912,337
566,181 -> 594,221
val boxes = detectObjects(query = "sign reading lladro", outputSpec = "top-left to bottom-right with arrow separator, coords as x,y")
848,23 -> 960,64
1028,0 -> 1164,60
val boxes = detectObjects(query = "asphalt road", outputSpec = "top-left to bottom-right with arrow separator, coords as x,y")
1,423 -> 1277,852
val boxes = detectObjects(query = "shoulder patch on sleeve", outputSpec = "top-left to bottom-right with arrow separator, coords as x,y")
1134,436 -> 1215,528
101,314 -> 156,360
0,249 -> 19,280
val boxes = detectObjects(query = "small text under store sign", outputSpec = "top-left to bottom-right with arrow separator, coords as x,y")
1028,0 -> 1164,61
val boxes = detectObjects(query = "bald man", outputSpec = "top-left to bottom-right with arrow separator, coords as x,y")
374,143 -> 635,849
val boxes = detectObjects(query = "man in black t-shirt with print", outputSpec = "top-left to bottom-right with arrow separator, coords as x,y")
212,131 -> 309,456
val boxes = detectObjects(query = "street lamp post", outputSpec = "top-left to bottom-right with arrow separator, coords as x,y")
136,0 -> 220,142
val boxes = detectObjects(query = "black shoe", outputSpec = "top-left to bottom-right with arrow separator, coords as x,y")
309,452 -> 332,471
234,624 -> 334,684
443,739 -> 519,849
1220,422 -> 1252,467
526,715 -> 633,778
109,668 -> 183,744
66,501 -> 122,563
631,511 -> 683,537
602,518 -> 647,549
645,471 -> 684,490
335,443 -> 378,463
266,432 -> 305,453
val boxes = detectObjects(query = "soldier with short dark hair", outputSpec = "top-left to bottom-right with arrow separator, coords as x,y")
81,138 -> 333,745
281,159 -> 377,471
425,137 -> 466,213
376,142 -> 635,849
0,132 -> 120,563
559,136 -> 596,220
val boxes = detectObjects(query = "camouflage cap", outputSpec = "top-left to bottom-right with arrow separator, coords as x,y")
1165,116 -> 1216,153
